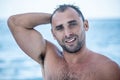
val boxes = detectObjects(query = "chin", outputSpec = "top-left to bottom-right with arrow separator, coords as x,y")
63,46 -> 82,53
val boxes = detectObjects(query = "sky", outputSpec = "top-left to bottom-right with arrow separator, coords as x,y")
0,0 -> 120,19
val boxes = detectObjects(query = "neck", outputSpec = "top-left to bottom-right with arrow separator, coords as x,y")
63,44 -> 89,64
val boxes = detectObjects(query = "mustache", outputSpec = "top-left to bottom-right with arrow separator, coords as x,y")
64,34 -> 78,41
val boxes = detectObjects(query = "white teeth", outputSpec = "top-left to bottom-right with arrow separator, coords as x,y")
66,38 -> 75,43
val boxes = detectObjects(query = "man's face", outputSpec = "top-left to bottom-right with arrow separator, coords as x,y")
51,8 -> 88,53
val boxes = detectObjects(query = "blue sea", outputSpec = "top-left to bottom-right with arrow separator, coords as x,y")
0,18 -> 120,80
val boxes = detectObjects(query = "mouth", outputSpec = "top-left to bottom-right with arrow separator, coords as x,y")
65,37 -> 76,44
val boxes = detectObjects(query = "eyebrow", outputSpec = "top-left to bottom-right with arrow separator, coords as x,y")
68,20 -> 77,24
55,24 -> 63,28
55,20 -> 77,28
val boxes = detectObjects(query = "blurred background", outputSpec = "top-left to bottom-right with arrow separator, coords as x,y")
0,0 -> 120,80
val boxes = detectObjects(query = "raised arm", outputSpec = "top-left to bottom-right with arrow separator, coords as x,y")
7,13 -> 51,64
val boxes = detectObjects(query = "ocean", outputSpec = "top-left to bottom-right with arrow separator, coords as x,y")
0,19 -> 120,80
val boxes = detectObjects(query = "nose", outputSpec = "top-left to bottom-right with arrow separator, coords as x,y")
64,28 -> 72,38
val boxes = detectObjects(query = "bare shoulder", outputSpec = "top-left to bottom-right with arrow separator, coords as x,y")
44,40 -> 62,62
46,40 -> 62,55
92,52 -> 120,80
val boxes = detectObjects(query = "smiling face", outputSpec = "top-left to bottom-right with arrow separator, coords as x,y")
51,7 -> 89,53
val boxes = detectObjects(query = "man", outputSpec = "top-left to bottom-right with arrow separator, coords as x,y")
8,4 -> 120,80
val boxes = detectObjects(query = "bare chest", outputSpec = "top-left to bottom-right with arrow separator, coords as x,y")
44,61 -> 98,80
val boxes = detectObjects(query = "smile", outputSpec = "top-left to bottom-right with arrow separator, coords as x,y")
65,37 -> 76,43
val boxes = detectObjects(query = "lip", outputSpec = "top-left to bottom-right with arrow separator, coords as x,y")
65,37 -> 76,44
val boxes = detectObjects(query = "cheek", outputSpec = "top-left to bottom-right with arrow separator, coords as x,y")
73,27 -> 81,34
53,31 -> 64,41
74,27 -> 84,39
76,25 -> 85,33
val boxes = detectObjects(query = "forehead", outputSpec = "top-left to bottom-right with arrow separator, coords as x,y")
51,8 -> 81,26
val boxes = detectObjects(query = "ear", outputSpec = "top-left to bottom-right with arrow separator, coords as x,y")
83,20 -> 89,31
51,28 -> 56,40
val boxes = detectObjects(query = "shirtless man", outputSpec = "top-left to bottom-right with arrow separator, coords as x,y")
8,4 -> 120,80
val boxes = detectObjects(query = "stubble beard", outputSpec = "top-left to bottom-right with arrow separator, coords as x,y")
58,33 -> 85,54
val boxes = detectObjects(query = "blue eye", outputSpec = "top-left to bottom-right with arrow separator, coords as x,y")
70,22 -> 77,26
69,22 -> 78,28
68,20 -> 78,27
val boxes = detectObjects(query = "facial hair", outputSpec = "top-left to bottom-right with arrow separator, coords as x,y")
58,31 -> 85,53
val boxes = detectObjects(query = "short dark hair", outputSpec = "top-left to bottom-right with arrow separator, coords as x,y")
50,4 -> 85,23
